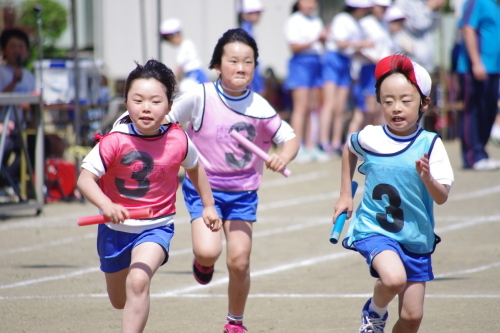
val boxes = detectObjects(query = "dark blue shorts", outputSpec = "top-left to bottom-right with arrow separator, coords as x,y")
97,224 -> 174,273
182,178 -> 258,222
354,235 -> 434,282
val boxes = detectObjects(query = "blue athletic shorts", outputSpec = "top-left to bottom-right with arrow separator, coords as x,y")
352,83 -> 366,112
284,54 -> 323,90
182,178 -> 258,222
352,64 -> 377,112
97,224 -> 174,273
322,51 -> 351,87
353,235 -> 434,282
359,64 -> 376,96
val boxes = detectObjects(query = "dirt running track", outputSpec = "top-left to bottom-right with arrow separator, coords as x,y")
1,139 -> 499,333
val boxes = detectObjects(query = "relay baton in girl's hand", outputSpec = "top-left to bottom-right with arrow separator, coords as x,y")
229,130 -> 291,177
77,208 -> 153,226
330,181 -> 358,244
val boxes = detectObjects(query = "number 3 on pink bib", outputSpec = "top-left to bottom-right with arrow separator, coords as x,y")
229,130 -> 291,177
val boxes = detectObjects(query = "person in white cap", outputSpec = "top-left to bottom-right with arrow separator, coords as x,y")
239,0 -> 264,36
346,0 -> 393,139
333,54 -> 453,333
239,0 -> 265,94
160,18 -> 209,92
383,6 -> 413,55
318,0 -> 373,158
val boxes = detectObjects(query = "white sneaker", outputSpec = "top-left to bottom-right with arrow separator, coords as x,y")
311,146 -> 332,163
294,147 -> 313,164
489,136 -> 500,146
472,158 -> 500,171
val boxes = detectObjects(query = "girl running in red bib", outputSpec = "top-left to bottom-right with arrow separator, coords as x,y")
77,59 -> 220,333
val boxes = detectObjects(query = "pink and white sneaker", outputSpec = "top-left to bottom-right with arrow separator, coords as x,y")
223,322 -> 247,333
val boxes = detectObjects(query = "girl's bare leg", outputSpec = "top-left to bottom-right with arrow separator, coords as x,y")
224,219 -> 253,317
393,282 -> 426,333
121,242 -> 166,333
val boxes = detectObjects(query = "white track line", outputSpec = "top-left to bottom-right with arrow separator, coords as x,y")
435,261 -> 500,278
1,213 -> 499,291
0,267 -> 100,289
0,182 -> 495,231
448,185 -> 500,202
158,252 -> 354,296
158,293 -> 500,299
3,292 -> 500,301
435,214 -> 500,233
0,233 -> 95,256
0,211 -> 85,231
1,184 -> 499,295
0,217 -> 333,290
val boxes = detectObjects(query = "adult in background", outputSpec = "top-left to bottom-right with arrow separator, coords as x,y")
456,0 -> 500,170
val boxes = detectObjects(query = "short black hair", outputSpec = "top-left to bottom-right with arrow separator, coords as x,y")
0,28 -> 30,50
209,28 -> 259,70
124,59 -> 177,103
118,59 -> 177,125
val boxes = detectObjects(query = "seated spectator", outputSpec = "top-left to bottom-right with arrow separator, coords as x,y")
0,27 -> 35,199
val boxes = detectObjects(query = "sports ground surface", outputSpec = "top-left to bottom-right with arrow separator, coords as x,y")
1,139 -> 499,332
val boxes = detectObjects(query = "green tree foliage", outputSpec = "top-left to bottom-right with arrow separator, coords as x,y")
18,0 -> 68,63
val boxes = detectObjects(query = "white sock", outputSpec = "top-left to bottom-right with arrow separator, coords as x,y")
227,313 -> 244,324
369,299 -> 388,317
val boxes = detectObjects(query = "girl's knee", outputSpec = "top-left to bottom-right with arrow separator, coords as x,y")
398,303 -> 424,331
126,269 -> 151,296
194,248 -> 221,264
398,314 -> 423,332
380,274 -> 407,295
226,256 -> 250,276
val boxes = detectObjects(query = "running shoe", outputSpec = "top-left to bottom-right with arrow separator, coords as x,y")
472,158 -> 500,171
192,259 -> 214,285
294,146 -> 313,164
359,298 -> 388,333
318,142 -> 334,153
223,322 -> 247,333
312,146 -> 332,162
